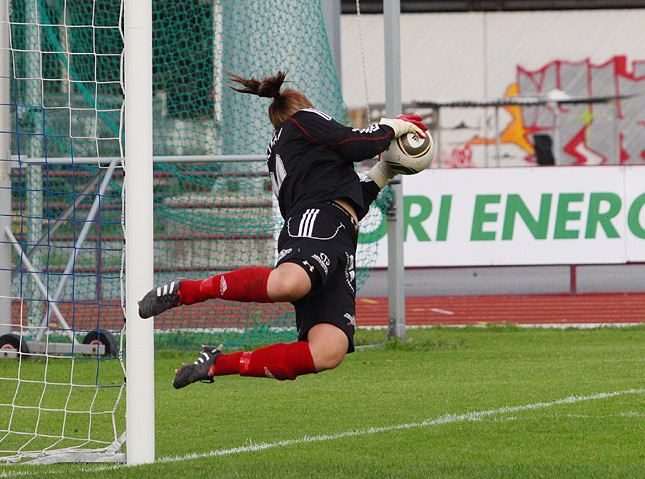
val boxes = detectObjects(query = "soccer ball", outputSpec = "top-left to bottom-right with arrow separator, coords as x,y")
381,131 -> 435,175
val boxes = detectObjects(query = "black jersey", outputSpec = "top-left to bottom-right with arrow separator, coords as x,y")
267,108 -> 394,219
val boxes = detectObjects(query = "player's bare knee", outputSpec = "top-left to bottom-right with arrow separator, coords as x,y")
269,276 -> 309,301
267,264 -> 311,302
314,348 -> 346,372
282,276 -> 310,300
308,323 -> 349,372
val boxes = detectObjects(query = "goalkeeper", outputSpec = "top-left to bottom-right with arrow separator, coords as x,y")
139,71 -> 427,388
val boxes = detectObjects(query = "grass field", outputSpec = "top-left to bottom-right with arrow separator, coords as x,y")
1,325 -> 644,478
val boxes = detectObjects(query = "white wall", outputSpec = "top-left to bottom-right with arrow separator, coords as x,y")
341,10 -> 645,167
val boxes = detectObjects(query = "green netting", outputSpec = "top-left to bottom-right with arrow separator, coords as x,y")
4,0 -> 380,360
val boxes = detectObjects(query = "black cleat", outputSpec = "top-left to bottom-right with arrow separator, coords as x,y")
138,279 -> 183,318
173,346 -> 221,389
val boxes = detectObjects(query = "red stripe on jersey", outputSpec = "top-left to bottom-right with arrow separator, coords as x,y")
287,117 -> 394,147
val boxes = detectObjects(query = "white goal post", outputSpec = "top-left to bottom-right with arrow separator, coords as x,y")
124,0 -> 155,466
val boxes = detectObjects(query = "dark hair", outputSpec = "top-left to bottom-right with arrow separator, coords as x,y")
228,71 -> 313,130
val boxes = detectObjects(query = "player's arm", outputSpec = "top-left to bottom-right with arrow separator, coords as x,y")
355,176 -> 382,222
337,115 -> 427,161
288,109 -> 394,160
289,110 -> 428,188
289,109 -> 424,159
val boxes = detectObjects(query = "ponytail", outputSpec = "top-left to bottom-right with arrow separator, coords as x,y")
228,71 -> 313,130
228,71 -> 286,99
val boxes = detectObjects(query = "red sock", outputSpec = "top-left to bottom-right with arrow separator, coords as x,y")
179,267 -> 272,305
235,342 -> 316,380
208,351 -> 244,376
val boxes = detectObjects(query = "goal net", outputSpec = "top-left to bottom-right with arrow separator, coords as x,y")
0,0 -> 125,464
1,0 -> 380,465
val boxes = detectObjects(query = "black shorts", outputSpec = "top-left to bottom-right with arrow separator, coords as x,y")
276,201 -> 358,353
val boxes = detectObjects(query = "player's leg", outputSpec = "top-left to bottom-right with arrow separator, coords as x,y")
218,323 -> 347,377
226,322 -> 347,378
180,262 -> 311,304
139,267 -> 272,318
172,323 -> 348,389
173,223 -> 356,387
173,340 -> 316,388
138,263 -> 311,318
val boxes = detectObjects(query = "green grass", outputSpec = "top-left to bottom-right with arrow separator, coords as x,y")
1,325 -> 645,478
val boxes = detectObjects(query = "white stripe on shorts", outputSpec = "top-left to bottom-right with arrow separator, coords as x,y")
298,208 -> 320,237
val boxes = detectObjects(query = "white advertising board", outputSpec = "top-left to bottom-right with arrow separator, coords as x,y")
358,166 -> 645,267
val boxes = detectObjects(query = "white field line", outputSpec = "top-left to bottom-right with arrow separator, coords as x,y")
157,388 -> 644,464
0,387 -> 642,476
359,323 -> 643,330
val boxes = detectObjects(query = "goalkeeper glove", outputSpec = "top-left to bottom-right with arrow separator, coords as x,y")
395,114 -> 428,132
379,115 -> 428,138
366,161 -> 397,189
